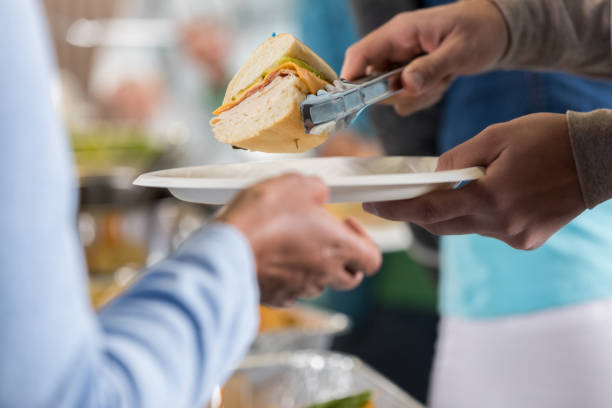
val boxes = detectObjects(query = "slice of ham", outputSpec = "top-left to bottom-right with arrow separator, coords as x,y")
213,62 -> 330,115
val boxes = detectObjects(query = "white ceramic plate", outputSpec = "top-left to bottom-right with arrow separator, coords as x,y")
133,156 -> 484,205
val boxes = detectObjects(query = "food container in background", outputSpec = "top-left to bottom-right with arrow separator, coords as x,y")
216,350 -> 424,408
72,122 -> 208,308
85,197 -> 212,309
70,122 -> 186,178
252,305 -> 351,354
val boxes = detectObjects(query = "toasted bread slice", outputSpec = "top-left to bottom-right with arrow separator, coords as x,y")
222,33 -> 336,105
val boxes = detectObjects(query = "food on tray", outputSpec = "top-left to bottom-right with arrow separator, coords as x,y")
259,305 -> 306,332
305,391 -> 374,408
218,374 -> 253,408
217,384 -> 378,408
210,33 -> 337,153
89,280 -> 125,309
325,203 -> 395,227
71,124 -> 162,175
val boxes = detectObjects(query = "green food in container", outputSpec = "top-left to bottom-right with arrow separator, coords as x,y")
305,391 -> 372,408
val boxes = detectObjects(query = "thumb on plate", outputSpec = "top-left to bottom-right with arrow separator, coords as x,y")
436,127 -> 504,171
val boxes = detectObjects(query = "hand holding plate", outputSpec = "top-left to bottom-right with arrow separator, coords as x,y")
364,113 -> 586,250
219,174 -> 382,306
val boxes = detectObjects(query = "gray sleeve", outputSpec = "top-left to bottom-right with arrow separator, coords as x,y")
490,0 -> 612,79
567,110 -> 612,209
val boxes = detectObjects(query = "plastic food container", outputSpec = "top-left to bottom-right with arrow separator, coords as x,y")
219,350 -> 425,408
251,305 -> 351,354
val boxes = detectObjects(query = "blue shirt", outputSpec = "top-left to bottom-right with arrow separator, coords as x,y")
0,2 -> 258,406
427,0 -> 612,318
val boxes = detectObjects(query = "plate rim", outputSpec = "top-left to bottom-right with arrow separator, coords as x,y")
133,156 -> 485,189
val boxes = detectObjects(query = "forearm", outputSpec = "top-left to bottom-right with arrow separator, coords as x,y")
490,0 -> 612,78
490,1 -> 612,207
1,222 -> 258,408
567,109 -> 612,209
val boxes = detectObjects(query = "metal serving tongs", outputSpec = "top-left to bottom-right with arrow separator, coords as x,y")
300,64 -> 407,135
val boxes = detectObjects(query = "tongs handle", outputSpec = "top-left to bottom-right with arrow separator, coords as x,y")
301,64 -> 407,133
348,65 -> 405,106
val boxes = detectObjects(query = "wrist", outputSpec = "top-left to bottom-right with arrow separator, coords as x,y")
567,110 -> 612,209
488,0 -> 550,69
215,212 -> 263,262
484,0 -> 511,67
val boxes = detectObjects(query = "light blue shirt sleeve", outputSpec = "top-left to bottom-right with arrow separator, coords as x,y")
0,2 -> 259,407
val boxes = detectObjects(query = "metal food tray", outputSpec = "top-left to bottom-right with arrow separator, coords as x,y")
250,305 -> 351,354
222,350 -> 425,408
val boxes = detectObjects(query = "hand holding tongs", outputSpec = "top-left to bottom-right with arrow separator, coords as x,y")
300,65 -> 407,134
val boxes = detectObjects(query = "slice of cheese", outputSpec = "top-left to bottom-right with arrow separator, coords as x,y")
213,62 -> 330,115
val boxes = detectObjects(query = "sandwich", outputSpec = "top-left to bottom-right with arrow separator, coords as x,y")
210,33 -> 337,153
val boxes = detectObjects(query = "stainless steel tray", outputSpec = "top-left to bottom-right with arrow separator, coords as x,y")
250,305 -> 351,354
221,350 -> 425,408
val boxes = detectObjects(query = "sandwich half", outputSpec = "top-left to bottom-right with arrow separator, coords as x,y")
210,33 -> 337,153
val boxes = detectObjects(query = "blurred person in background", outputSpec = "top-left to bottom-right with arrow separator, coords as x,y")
90,0 -> 300,166
43,0 -> 115,105
0,2 -> 381,407
344,0 -> 612,407
297,1 -> 438,403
